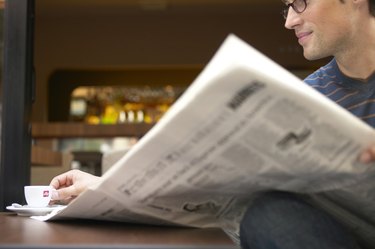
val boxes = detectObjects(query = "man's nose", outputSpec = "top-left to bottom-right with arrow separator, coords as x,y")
284,7 -> 302,30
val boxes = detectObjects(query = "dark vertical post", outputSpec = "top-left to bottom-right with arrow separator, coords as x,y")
0,0 -> 35,211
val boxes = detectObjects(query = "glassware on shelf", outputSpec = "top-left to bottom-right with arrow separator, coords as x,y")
69,85 -> 185,125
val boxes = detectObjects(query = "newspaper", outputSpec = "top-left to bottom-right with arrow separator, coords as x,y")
34,34 -> 375,245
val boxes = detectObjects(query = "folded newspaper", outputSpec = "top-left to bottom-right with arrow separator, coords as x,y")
34,34 -> 375,246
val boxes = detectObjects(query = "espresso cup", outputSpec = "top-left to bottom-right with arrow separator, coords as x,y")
24,185 -> 53,207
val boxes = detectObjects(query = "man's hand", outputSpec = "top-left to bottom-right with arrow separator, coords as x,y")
49,169 -> 101,204
359,145 -> 375,164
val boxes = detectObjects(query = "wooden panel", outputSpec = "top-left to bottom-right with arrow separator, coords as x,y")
31,146 -> 62,166
32,122 -> 154,138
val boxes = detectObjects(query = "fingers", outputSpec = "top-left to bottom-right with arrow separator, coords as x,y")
49,170 -> 76,189
359,145 -> 375,164
53,185 -> 80,201
49,169 -> 101,203
49,170 -> 83,201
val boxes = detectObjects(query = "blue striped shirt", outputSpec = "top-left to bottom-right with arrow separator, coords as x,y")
304,59 -> 375,128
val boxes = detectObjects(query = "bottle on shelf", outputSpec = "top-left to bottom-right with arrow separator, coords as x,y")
69,85 -> 184,125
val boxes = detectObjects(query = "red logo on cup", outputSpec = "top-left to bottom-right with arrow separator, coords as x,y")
43,190 -> 50,197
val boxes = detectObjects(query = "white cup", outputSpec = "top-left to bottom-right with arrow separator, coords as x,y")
24,185 -> 53,207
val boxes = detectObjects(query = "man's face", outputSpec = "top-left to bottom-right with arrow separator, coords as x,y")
284,0 -> 356,60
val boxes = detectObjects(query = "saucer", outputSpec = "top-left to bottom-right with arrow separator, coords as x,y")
6,205 -> 66,216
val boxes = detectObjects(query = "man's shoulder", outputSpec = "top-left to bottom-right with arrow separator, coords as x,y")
303,59 -> 338,86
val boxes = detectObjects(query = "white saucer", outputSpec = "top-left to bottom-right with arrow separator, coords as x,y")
6,205 -> 65,216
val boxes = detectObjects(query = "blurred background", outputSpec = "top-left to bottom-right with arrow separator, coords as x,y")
0,0 -> 330,184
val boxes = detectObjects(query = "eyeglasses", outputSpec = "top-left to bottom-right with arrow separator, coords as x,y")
281,0 -> 308,19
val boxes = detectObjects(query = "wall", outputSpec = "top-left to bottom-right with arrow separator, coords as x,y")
33,4 -> 321,122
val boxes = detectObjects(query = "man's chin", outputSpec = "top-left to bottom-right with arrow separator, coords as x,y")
303,50 -> 326,61
302,44 -> 332,61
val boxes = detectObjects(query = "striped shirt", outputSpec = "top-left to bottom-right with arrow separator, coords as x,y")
304,59 -> 375,128
304,59 -> 375,248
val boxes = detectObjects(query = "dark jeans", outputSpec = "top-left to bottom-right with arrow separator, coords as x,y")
240,191 -> 362,249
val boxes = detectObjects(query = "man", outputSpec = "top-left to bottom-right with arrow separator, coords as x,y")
239,0 -> 375,248
50,0 -> 375,248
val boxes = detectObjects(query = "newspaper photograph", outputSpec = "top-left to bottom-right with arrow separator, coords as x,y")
32,34 -> 375,245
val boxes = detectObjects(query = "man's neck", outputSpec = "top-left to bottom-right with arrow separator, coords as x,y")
336,55 -> 375,81
335,18 -> 375,81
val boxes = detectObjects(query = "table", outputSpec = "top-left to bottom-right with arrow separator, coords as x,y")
0,213 -> 237,249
